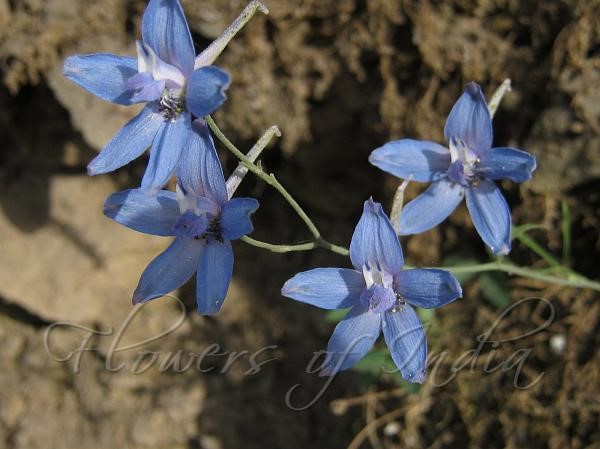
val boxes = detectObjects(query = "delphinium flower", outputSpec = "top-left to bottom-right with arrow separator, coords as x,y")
103,120 -> 259,314
281,199 -> 462,382
63,0 -> 230,190
369,82 -> 537,255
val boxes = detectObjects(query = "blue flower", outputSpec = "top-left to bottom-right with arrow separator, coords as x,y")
63,0 -> 231,191
103,120 -> 258,314
281,199 -> 462,382
369,82 -> 537,255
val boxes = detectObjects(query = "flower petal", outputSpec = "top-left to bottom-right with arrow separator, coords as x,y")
104,189 -> 180,236
350,199 -> 404,274
479,147 -> 537,183
281,268 -> 365,310
87,105 -> 164,175
220,198 -> 259,240
141,111 -> 191,191
320,304 -> 382,376
133,237 -> 203,304
63,54 -> 137,105
369,139 -> 450,182
394,269 -> 462,309
196,240 -> 234,315
359,285 -> 397,313
398,179 -> 464,235
465,180 -> 512,255
444,82 -> 493,155
176,120 -> 228,204
382,305 -> 427,383
141,0 -> 195,76
126,72 -> 165,103
185,66 -> 231,117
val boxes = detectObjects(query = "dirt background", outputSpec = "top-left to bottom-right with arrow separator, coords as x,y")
1,0 -> 599,448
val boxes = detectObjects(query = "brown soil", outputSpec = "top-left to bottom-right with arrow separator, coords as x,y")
1,0 -> 599,448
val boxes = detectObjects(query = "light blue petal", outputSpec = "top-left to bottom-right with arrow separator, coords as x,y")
382,305 -> 427,383
359,285 -> 397,313
369,139 -> 450,182
394,269 -> 462,309
141,111 -> 191,191
398,179 -> 464,235
141,0 -> 195,75
350,199 -> 404,274
176,120 -> 228,204
133,237 -> 203,304
126,72 -> 165,103
281,268 -> 365,310
444,82 -> 493,155
465,180 -> 512,255
88,105 -> 164,175
196,240 -> 234,315
479,147 -> 537,183
104,189 -> 179,236
185,66 -> 231,117
320,304 -> 381,376
220,198 -> 259,240
63,54 -> 137,105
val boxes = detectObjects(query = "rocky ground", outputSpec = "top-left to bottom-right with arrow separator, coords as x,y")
1,0 -> 599,448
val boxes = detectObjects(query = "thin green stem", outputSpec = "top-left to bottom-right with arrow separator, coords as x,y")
241,236 -> 317,253
513,231 -> 563,269
206,117 -> 600,292
206,116 -> 349,257
436,261 -> 600,292
561,199 -> 572,265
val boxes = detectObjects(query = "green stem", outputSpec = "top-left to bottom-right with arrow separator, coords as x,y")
206,116 -> 349,257
561,199 -> 572,265
513,231 -> 563,269
437,261 -> 600,292
205,117 -> 600,292
241,236 -> 317,253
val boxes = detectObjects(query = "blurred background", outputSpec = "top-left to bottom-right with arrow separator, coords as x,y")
1,0 -> 599,448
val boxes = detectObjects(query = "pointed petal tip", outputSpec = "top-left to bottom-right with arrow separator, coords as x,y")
62,55 -> 77,75
494,242 -> 512,256
404,368 -> 427,384
280,278 -> 294,297
196,303 -> 222,316
364,197 -> 380,212
132,290 -> 149,305
86,162 -> 98,176
465,81 -> 482,98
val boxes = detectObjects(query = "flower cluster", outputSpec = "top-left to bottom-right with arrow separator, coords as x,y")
64,0 -> 257,314
65,0 -> 536,383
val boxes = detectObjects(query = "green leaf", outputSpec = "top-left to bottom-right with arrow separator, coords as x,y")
417,308 -> 435,327
352,348 -> 422,394
561,199 -> 571,264
353,348 -> 394,374
479,272 -> 510,307
325,308 -> 349,322
512,223 -> 546,235
390,373 -> 422,394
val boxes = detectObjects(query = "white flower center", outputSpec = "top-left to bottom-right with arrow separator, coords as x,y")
362,260 -> 393,289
